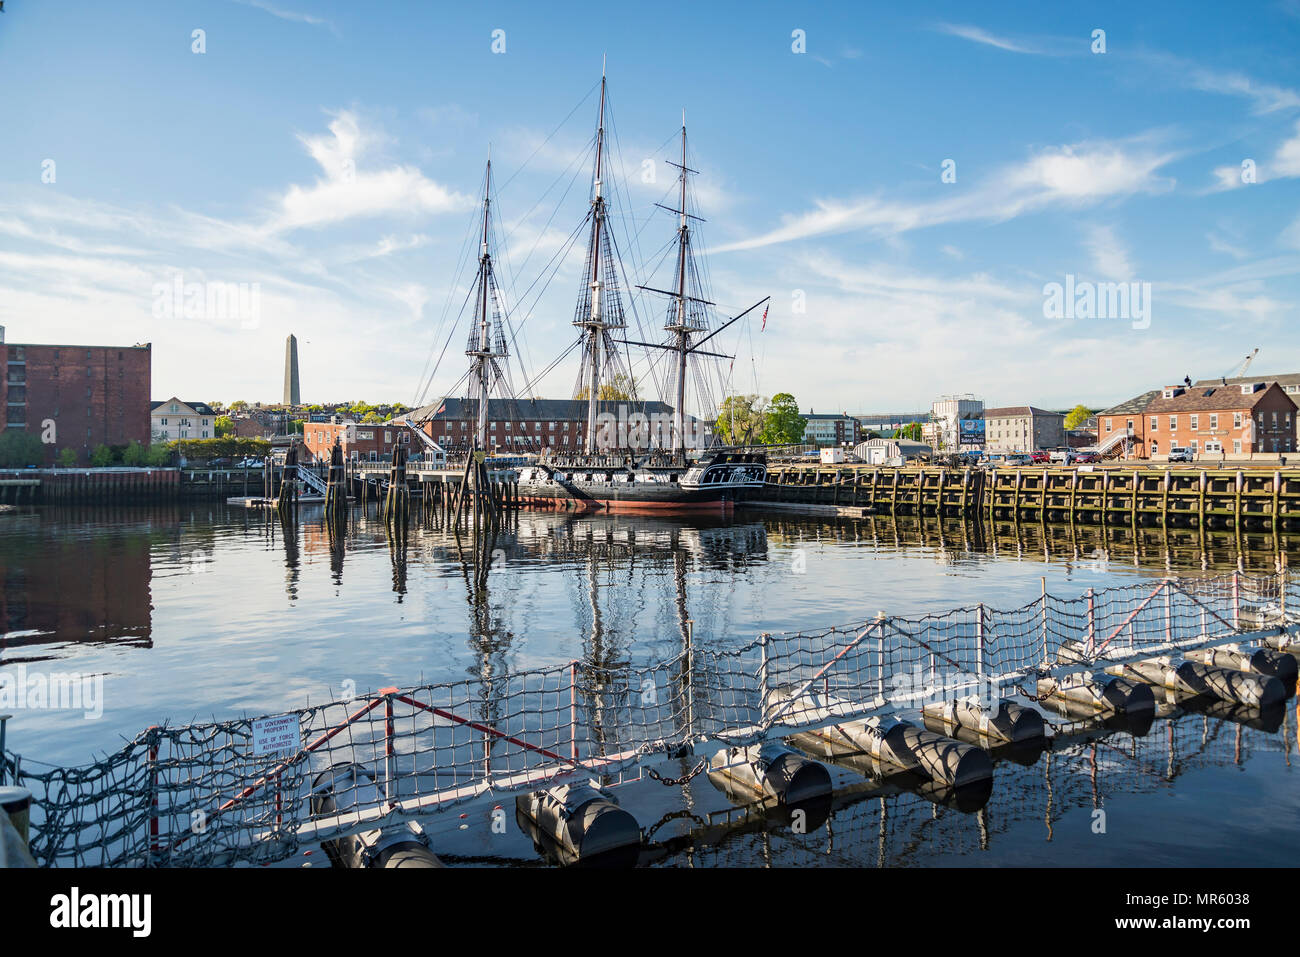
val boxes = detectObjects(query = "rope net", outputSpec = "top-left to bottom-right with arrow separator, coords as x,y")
5,571 -> 1295,867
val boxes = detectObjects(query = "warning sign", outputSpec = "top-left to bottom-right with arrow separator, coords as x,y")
251,714 -> 301,756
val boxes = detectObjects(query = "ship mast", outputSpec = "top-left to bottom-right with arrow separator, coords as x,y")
466,154 -> 508,454
577,67 -> 610,454
670,113 -> 690,454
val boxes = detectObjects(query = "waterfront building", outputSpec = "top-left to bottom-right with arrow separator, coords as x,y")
983,406 -> 1066,454
1097,390 -> 1160,459
802,411 -> 860,447
1144,381 -> 1296,458
0,327 -> 152,464
404,398 -> 700,454
930,395 -> 984,452
150,398 -> 217,442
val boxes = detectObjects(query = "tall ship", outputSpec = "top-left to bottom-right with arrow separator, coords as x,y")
414,69 -> 768,512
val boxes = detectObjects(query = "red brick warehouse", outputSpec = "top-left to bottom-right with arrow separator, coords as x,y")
1,329 -> 152,464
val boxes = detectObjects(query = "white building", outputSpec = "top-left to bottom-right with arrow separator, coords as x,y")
930,395 -> 984,452
151,398 -> 217,442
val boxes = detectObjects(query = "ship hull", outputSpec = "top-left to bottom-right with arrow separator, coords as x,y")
516,480 -> 748,513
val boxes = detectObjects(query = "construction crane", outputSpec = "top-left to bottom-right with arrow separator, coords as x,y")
1225,348 -> 1259,380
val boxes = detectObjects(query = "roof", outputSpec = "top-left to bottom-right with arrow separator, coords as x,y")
1193,372 -> 1300,389
151,398 -> 216,416
983,406 -> 1063,419
409,397 -> 680,421
803,412 -> 858,421
1098,390 -> 1161,417
1144,382 -> 1295,414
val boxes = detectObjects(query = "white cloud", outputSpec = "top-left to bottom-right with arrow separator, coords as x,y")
271,111 -> 471,233
934,23 -> 1043,55
1084,225 -> 1134,280
715,138 -> 1176,253
1188,68 -> 1300,115
229,0 -> 338,34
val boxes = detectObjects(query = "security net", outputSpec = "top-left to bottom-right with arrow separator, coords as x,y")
4,570 -> 1295,867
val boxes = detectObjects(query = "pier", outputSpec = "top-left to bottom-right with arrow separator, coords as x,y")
760,464 -> 1300,529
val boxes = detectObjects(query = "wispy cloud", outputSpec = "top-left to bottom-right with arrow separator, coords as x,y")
1084,225 -> 1134,280
229,0 -> 339,36
941,22 -> 1060,56
1187,67 -> 1300,115
715,137 -> 1177,253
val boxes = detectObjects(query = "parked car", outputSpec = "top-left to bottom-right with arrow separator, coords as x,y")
1004,454 -> 1034,466
1168,447 -> 1194,463
1030,451 -> 1051,464
234,457 -> 263,468
1073,452 -> 1100,464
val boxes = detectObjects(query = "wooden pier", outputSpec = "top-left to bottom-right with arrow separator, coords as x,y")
759,464 -> 1300,530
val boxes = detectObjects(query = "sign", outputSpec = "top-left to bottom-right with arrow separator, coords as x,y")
958,416 -> 985,446
251,714 -> 301,756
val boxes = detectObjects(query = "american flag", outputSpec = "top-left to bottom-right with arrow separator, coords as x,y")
760,302 -> 769,332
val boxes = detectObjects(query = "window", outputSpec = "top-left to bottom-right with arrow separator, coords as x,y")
160,418 -> 168,426
1234,440 -> 1242,454
1150,417 -> 1158,432
170,404 -> 179,413
1190,414 -> 1199,431
1189,440 -> 1198,452
1272,411 -> 1278,427
1209,414 -> 1218,431
1234,412 -> 1242,429
549,421 -> 556,431
1169,416 -> 1177,430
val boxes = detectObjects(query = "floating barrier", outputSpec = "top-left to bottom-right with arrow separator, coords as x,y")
813,749 -> 993,812
515,783 -> 640,868
707,743 -> 832,805
1037,673 -> 1156,716
779,708 -> 992,788
1188,644 -> 1298,685
1185,697 -> 1285,734
1106,656 -> 1285,709
920,697 -> 1044,744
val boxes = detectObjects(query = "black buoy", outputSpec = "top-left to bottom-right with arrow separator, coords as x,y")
515,783 -> 640,868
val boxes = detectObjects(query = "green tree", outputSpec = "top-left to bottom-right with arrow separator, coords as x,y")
229,399 -> 248,412
715,394 -> 767,445
760,393 -> 807,446
121,440 -> 147,466
214,415 -> 235,437
89,444 -> 114,468
145,444 -> 172,467
1064,404 -> 1094,430
893,422 -> 923,442
362,410 -> 383,423
0,430 -> 45,467
56,447 -> 79,468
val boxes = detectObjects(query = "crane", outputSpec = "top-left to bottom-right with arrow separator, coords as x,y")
1225,348 -> 1259,380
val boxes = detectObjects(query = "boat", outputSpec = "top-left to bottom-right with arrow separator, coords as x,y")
417,68 -> 769,512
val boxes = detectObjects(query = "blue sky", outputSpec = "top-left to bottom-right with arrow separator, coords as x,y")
2,0 -> 1300,414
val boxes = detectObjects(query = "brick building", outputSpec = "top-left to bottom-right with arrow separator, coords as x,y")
983,406 -> 1066,454
1097,390 -> 1160,459
1144,381 -> 1296,458
1,328 -> 151,465
301,419 -> 403,463
405,398 -> 696,453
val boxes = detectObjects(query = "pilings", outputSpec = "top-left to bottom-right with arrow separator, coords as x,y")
759,464 -> 1300,529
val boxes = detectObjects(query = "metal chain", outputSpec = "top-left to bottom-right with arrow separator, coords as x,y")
645,757 -> 709,787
